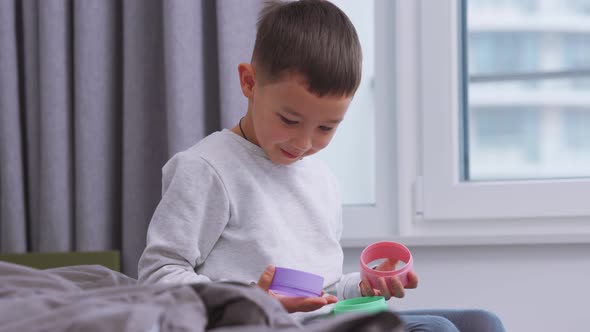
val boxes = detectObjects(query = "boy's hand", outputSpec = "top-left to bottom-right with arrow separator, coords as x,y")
257,265 -> 338,313
359,258 -> 419,300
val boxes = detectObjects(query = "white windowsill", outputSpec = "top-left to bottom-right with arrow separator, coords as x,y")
340,232 -> 590,248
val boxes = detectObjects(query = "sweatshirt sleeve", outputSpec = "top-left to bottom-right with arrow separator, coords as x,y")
324,200 -> 363,299
324,270 -> 362,300
138,151 -> 230,285
335,272 -> 362,299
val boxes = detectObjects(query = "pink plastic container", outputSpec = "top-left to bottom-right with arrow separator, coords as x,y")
360,241 -> 414,288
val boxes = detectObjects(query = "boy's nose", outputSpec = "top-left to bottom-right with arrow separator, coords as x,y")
292,135 -> 312,152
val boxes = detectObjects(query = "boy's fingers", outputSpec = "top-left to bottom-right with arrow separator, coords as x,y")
257,265 -> 276,291
321,291 -> 338,303
360,277 -> 375,296
280,296 -> 331,313
324,294 -> 338,304
377,277 -> 391,300
406,271 -> 419,289
389,277 -> 406,298
376,258 -> 399,271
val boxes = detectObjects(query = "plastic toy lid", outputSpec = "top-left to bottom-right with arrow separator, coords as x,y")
269,266 -> 324,298
333,296 -> 388,314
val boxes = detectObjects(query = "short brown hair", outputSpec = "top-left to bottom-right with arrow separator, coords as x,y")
252,0 -> 362,97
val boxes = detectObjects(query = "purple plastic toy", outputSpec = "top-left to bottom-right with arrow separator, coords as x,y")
269,267 -> 324,298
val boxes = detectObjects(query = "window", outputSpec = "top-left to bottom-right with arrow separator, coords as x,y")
318,0 -> 397,239
419,0 -> 590,226
319,0 -> 376,207
321,0 -> 590,243
563,109 -> 590,150
466,0 -> 590,181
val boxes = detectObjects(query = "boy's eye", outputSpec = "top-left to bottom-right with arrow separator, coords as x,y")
280,115 -> 298,125
319,126 -> 333,132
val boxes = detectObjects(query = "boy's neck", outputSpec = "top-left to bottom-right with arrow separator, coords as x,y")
238,117 -> 249,142
230,113 -> 258,146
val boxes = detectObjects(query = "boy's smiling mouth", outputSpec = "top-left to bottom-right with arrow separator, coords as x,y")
280,148 -> 300,159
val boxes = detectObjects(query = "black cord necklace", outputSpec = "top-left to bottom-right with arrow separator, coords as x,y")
239,117 -> 249,142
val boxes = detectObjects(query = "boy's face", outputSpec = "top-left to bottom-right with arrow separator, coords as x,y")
241,66 -> 352,165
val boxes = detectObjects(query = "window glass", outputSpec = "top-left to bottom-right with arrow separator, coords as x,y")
465,0 -> 590,181
317,0 -> 375,205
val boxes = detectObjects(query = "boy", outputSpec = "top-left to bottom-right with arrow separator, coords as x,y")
139,1 -> 504,330
138,0 -> 387,308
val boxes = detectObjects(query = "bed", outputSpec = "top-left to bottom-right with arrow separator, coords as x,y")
0,254 -> 403,332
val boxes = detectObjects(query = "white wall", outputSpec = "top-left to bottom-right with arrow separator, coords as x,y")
343,244 -> 590,332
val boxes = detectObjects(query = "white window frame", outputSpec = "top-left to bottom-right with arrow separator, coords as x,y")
342,0 -> 590,246
421,0 -> 590,219
341,0 -> 398,240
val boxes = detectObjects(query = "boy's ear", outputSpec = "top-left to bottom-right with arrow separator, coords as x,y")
238,63 -> 256,98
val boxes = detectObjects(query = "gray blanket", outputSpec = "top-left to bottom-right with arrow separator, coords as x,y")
0,262 -> 403,332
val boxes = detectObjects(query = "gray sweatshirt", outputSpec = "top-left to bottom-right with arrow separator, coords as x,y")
138,129 -> 361,301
